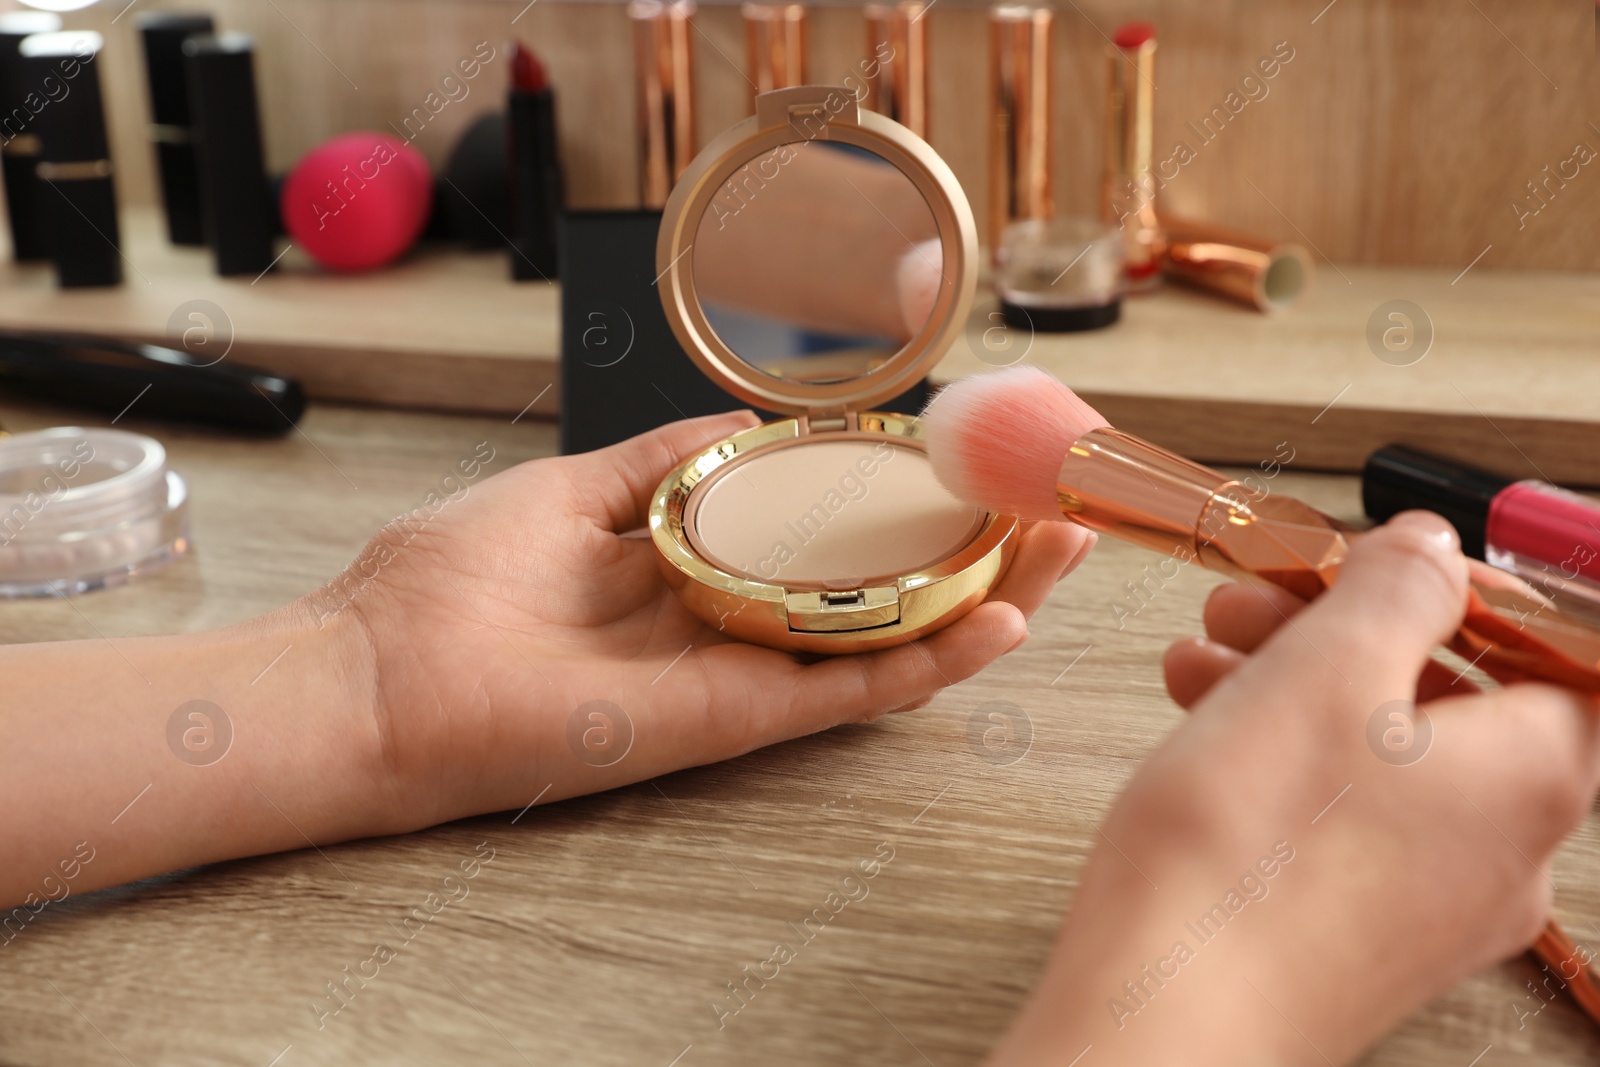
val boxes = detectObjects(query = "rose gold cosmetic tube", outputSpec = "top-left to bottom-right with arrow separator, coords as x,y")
863,1 -> 929,138
1101,23 -> 1162,291
1160,216 -> 1313,313
631,0 -> 698,210
743,3 -> 807,98
988,4 -> 1053,258
1056,427 -> 1600,690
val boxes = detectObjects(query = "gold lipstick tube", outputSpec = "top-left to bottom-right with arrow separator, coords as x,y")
1101,27 -> 1162,290
988,4 -> 1053,259
743,3 -> 807,98
863,0 -> 929,138
1160,216 -> 1313,313
631,0 -> 698,210
1057,427 -> 1600,691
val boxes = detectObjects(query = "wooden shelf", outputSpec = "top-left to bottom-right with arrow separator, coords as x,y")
0,208 -> 562,418
4,208 -> 1597,482
945,267 -> 1600,485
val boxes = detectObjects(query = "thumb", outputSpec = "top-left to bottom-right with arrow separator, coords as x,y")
1290,510 -> 1470,695
565,410 -> 760,532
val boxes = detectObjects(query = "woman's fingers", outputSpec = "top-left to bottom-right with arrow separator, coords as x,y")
1163,637 -> 1246,711
1417,658 -> 1484,702
1202,581 -> 1309,654
696,600 -> 1028,758
1441,683 -> 1600,856
683,522 -> 1092,758
794,600 -> 1027,723
986,523 -> 1095,619
1234,512 -> 1471,705
564,411 -> 761,533
1165,635 -> 1481,715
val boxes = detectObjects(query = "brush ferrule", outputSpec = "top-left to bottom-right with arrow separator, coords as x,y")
1055,428 -> 1225,556
1056,427 -> 1350,598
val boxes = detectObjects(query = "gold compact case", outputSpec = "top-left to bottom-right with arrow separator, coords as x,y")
649,86 -> 1018,653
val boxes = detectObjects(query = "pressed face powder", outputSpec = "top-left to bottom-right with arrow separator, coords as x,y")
687,438 -> 985,589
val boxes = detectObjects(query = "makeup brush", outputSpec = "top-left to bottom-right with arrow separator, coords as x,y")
923,366 -> 1600,692
924,364 -> 1600,1027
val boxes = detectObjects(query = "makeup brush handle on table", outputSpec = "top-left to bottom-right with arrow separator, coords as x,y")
923,365 -> 1600,1027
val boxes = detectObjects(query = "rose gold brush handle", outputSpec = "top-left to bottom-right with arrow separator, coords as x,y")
1532,922 -> 1600,1026
1059,428 -> 1600,1028
1057,429 -> 1600,692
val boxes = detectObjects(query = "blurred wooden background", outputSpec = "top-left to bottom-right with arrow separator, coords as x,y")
56,0 -> 1600,271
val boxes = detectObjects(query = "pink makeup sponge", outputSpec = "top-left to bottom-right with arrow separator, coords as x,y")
922,365 -> 1109,520
281,132 -> 434,272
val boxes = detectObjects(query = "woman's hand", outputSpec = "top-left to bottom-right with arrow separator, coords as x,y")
343,410 -> 1094,829
989,511 -> 1600,1067
0,412 -> 1089,908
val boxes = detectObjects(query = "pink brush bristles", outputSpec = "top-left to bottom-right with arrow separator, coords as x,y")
922,366 -> 1109,521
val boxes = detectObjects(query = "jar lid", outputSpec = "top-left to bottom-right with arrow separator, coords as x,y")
656,86 -> 978,416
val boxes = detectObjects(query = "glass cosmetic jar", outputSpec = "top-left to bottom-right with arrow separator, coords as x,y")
0,426 -> 190,597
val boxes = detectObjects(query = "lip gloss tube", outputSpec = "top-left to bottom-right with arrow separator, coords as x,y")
21,30 -> 121,288
1363,445 -> 1600,617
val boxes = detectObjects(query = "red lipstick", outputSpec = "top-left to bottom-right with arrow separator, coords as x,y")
1364,446 -> 1600,617
511,40 -> 547,93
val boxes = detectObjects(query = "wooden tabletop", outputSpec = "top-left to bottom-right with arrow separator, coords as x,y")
1,398 -> 1597,1067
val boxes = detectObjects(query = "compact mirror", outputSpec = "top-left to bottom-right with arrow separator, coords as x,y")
650,87 -> 1010,655
691,142 -> 942,384
657,85 -> 977,415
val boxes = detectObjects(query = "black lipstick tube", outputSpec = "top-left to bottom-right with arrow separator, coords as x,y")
508,86 -> 563,281
138,12 -> 214,247
0,12 -> 61,262
185,33 -> 275,276
23,31 -> 121,288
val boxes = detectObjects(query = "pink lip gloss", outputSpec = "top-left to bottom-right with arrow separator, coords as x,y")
1364,445 -> 1600,616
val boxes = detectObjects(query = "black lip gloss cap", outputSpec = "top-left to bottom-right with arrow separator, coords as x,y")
1361,444 -> 1514,561
0,11 -> 62,261
138,11 -> 214,246
185,32 -> 275,277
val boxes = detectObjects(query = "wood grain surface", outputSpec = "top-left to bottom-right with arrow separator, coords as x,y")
63,0 -> 1600,270
0,397 -> 1597,1066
